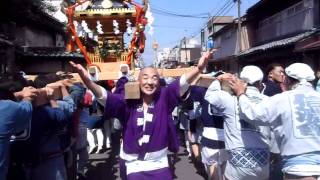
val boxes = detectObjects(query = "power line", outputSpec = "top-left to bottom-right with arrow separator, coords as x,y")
150,3 -> 209,16
189,0 -> 235,38
151,8 -> 209,19
149,2 -> 210,19
149,0 -> 236,48
152,7 -> 209,16
207,0 -> 232,16
152,24 -> 198,29
212,2 -> 236,23
211,0 -> 233,19
148,1 -> 233,38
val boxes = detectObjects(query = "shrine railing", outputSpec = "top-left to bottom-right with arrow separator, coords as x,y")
88,52 -> 128,63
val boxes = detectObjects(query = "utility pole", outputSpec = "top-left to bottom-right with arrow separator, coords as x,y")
184,37 -> 188,63
237,0 -> 242,53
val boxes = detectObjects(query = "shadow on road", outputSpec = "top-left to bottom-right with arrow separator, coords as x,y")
85,150 -> 119,180
85,146 -> 207,180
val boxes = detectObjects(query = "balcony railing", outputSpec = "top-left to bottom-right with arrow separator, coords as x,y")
88,51 -> 128,63
256,0 -> 314,43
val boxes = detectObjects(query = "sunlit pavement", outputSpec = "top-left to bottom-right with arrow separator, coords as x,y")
84,146 -> 206,180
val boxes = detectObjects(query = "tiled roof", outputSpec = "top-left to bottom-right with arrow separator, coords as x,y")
239,29 -> 318,56
207,16 -> 234,26
21,47 -> 84,59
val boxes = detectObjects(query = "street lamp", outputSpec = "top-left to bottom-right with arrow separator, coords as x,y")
152,40 -> 158,67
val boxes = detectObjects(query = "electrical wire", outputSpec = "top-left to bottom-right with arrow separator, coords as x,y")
151,8 -> 210,19
212,2 -> 236,23
211,0 -> 233,19
189,0 -> 235,38
149,2 -> 210,19
148,0 -> 236,47
151,7 -> 209,16
152,24 -> 198,29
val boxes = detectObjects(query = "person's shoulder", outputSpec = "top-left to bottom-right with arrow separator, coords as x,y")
268,91 -> 290,103
0,99 -> 15,105
247,91 -> 267,102
263,84 -> 282,96
0,100 -> 18,112
0,100 -> 31,110
263,80 -> 279,88
263,79 -> 274,85
218,89 -> 233,97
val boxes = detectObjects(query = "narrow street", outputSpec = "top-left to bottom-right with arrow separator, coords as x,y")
85,146 -> 207,180
3,1 -> 319,180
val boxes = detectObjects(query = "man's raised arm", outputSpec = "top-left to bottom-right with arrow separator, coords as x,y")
69,61 -> 107,105
179,51 -> 213,96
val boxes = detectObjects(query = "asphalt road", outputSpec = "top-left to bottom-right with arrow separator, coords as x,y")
85,146 -> 207,180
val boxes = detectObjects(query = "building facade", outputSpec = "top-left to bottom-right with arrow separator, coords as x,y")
208,17 -> 254,72
0,1 -> 84,75
239,0 -> 320,71
179,37 -> 201,65
208,0 -> 320,73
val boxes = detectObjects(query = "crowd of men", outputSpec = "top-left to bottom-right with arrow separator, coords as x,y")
0,51 -> 320,180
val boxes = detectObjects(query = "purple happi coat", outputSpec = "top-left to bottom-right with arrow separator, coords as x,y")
104,79 -> 180,155
104,79 -> 181,179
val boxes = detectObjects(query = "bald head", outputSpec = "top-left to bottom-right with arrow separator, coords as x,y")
138,67 -> 160,80
138,67 -> 160,96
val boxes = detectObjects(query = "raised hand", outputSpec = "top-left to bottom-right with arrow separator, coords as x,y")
184,50 -> 216,86
69,61 -> 103,98
229,78 -> 247,97
44,87 -> 55,98
197,50 -> 216,72
69,61 -> 90,82
15,86 -> 39,101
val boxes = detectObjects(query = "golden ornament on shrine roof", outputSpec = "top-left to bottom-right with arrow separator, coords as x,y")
137,23 -> 145,32
101,0 -> 113,9
133,47 -> 138,52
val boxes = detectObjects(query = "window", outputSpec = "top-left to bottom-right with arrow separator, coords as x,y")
295,3 -> 304,12
286,1 -> 307,17
260,1 -> 308,27
287,7 -> 295,16
259,14 -> 280,28
214,25 -> 224,33
208,26 -> 213,33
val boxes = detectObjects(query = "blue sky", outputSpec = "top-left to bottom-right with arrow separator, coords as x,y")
136,0 -> 260,65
